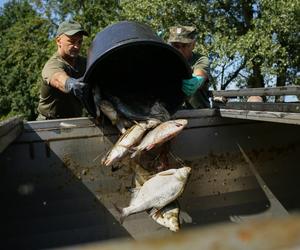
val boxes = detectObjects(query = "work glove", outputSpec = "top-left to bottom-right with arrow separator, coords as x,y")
182,75 -> 205,96
65,77 -> 96,117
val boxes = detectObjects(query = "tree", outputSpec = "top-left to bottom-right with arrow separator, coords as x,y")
0,0 -> 53,120
121,0 -> 299,91
30,0 -> 121,53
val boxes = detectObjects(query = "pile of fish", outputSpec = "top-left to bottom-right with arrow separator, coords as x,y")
115,166 -> 191,226
94,89 -> 190,232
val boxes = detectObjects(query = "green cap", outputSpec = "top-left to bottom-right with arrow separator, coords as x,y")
168,25 -> 197,44
56,20 -> 88,37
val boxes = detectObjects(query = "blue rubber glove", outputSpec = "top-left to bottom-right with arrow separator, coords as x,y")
182,75 -> 205,96
65,77 -> 96,117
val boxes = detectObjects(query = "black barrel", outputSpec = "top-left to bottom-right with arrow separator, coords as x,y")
84,21 -> 191,113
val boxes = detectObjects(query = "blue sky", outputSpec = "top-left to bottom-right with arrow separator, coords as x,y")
0,0 -> 7,8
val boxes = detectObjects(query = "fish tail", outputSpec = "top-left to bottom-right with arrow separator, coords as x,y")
146,144 -> 155,151
113,203 -> 126,224
130,149 -> 140,159
104,159 -> 112,166
100,157 -> 106,165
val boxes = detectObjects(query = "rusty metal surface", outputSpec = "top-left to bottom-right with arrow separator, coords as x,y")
1,114 -> 300,249
62,215 -> 300,250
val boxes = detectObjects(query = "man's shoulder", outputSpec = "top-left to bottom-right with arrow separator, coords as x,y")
189,52 -> 206,65
43,52 -> 64,68
42,52 -> 66,79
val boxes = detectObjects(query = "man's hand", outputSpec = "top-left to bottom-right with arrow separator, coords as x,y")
65,77 -> 96,117
182,75 -> 205,96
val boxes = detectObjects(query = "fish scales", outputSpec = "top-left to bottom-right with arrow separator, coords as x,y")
131,163 -> 181,231
102,119 -> 161,166
131,119 -> 188,158
151,201 -> 180,232
118,167 -> 191,223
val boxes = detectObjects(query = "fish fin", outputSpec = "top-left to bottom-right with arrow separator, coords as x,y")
146,144 -> 155,151
130,150 -> 141,159
127,187 -> 141,193
152,209 -> 163,219
157,169 -> 176,176
128,187 -> 141,205
149,207 -> 159,217
116,122 -> 126,134
179,210 -> 193,224
104,158 -> 114,167
101,147 -> 113,166
112,203 -> 125,224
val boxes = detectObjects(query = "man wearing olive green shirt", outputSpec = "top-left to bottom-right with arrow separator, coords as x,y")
37,20 -> 93,120
168,25 -> 211,109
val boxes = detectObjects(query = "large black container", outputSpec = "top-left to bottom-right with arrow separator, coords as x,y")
83,21 -> 191,113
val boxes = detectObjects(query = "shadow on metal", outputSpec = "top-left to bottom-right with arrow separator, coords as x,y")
0,127 -> 131,250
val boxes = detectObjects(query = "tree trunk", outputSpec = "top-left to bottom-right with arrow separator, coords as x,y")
275,66 -> 287,102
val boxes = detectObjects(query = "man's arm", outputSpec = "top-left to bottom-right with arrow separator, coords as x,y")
182,55 -> 210,96
49,71 -> 69,93
193,68 -> 208,79
193,55 -> 209,80
48,71 -> 84,95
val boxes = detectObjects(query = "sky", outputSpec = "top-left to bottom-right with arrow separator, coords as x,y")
0,0 -> 7,8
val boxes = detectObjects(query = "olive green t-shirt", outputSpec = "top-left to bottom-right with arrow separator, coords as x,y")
37,52 -> 86,119
186,52 -> 211,109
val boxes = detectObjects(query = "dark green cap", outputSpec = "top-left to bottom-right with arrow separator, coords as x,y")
168,25 -> 197,44
56,20 -> 88,37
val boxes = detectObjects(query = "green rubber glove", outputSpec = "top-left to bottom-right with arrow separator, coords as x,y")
182,75 -> 205,96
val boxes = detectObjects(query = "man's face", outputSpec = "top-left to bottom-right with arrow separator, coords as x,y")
56,33 -> 83,58
171,42 -> 195,60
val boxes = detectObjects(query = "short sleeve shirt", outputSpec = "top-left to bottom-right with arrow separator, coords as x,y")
37,52 -> 86,118
186,52 -> 211,109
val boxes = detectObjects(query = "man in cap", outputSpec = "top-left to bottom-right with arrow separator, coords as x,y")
168,25 -> 211,109
37,20 -> 94,120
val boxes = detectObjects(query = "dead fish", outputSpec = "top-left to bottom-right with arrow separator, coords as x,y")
115,166 -> 191,223
150,201 -> 180,232
149,101 -> 170,122
93,85 -> 102,120
106,95 -> 151,121
101,119 -> 161,166
131,119 -> 188,158
99,100 -> 118,125
99,100 -> 133,134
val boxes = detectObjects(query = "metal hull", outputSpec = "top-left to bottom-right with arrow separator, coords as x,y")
1,111 -> 300,249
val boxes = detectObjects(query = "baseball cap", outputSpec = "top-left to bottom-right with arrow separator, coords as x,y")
56,20 -> 88,37
168,25 -> 197,43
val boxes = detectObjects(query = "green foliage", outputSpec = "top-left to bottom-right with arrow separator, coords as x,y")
30,0 -> 121,53
0,1 -> 53,120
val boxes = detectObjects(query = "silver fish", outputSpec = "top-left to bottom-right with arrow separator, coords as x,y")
93,85 -> 102,119
106,95 -> 151,121
116,166 -> 191,223
149,101 -> 170,122
150,201 -> 180,232
131,119 -> 188,158
101,119 -> 161,166
106,94 -> 171,122
99,100 -> 133,134
131,163 -> 183,232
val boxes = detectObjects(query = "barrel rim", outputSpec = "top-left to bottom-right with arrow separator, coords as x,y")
83,39 -> 191,83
